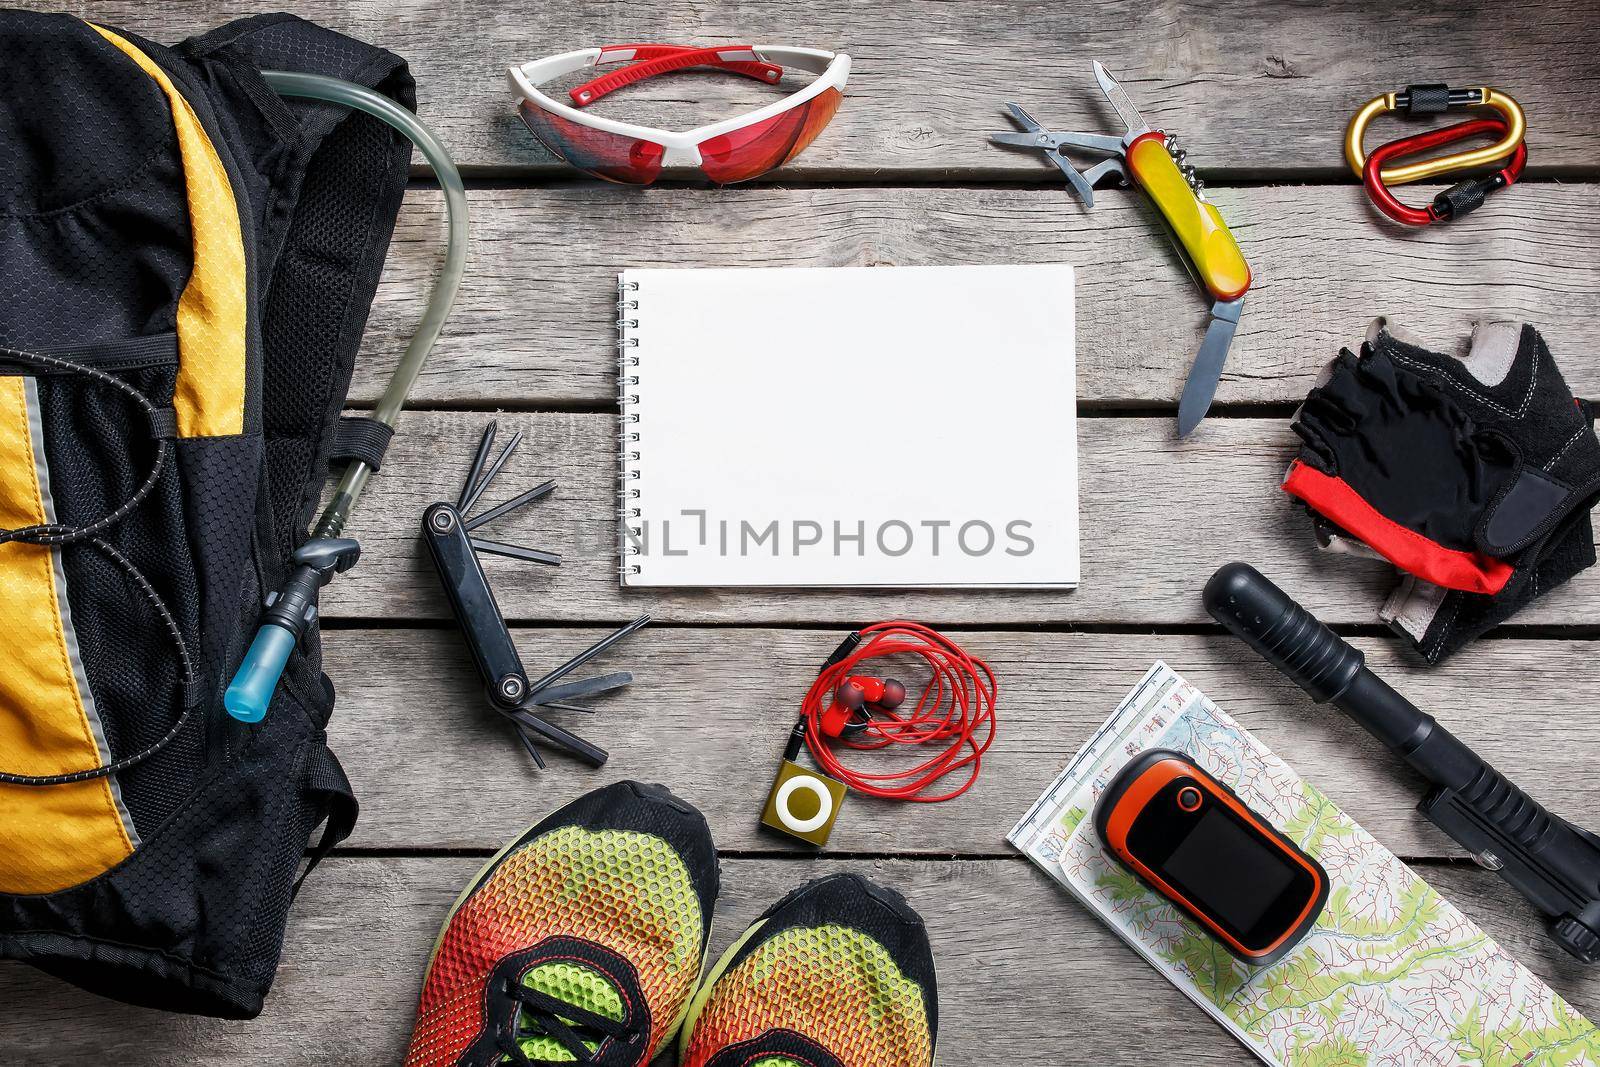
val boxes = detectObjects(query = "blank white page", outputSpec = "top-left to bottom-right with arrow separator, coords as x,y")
618,264 -> 1078,588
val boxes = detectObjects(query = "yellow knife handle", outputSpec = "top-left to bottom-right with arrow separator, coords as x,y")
1126,132 -> 1251,303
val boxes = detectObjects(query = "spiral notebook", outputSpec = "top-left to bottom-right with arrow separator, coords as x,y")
616,264 -> 1078,587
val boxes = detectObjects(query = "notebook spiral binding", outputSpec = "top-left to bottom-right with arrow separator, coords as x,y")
617,278 -> 644,579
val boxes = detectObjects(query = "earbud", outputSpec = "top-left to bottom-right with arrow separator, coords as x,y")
819,688 -> 865,737
819,676 -> 908,738
839,675 -> 907,711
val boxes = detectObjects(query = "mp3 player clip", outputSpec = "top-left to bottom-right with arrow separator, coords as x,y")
1094,749 -> 1328,966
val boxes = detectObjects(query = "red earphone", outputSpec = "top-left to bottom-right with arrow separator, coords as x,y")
797,621 -> 997,803
819,675 -> 908,737
842,675 -> 908,709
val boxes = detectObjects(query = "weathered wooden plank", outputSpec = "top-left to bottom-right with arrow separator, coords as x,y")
325,627 -> 1600,860
322,410 -> 1600,626
0,857 -> 1590,1065
31,0 -> 1600,176
349,184 -> 1600,407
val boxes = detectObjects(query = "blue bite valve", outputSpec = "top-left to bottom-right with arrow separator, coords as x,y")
224,625 -> 297,723
222,537 -> 360,724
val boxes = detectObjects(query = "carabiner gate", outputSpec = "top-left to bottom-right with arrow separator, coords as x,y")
1345,83 -> 1526,185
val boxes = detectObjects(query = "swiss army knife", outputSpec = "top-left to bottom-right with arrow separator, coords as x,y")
992,62 -> 1252,436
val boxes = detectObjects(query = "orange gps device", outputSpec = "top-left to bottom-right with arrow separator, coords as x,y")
1094,749 -> 1328,966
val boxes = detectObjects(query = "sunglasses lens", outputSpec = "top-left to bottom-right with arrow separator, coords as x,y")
518,102 -> 665,184
698,86 -> 843,183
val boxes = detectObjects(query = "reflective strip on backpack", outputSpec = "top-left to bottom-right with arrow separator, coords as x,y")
0,377 -> 139,894
91,24 -> 248,439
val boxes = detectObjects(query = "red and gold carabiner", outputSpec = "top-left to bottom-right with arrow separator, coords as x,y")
1345,83 -> 1527,226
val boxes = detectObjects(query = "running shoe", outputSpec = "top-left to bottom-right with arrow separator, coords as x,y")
678,872 -> 938,1067
403,781 -> 719,1066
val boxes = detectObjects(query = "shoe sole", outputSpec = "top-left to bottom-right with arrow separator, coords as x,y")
419,782 -> 716,1057
676,873 -> 940,1065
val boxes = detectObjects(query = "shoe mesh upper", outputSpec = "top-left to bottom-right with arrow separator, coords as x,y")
404,823 -> 705,1066
680,922 -> 932,1067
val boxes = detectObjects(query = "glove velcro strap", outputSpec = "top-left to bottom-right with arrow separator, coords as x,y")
1282,460 -> 1514,594
1477,421 -> 1600,560
1481,466 -> 1579,556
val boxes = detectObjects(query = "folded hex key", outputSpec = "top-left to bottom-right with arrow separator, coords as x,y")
423,421 -> 649,768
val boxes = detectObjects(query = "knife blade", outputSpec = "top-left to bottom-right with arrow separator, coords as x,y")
1092,61 -> 1152,138
1177,296 -> 1243,437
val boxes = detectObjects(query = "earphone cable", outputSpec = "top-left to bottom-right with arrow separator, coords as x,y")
797,620 -> 998,803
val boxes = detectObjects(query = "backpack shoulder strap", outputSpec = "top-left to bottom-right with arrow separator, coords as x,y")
180,15 -> 416,554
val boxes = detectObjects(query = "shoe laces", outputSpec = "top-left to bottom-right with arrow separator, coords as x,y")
496,978 -> 642,1065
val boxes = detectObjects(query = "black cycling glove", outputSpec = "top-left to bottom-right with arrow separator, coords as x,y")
1284,319 -> 1600,662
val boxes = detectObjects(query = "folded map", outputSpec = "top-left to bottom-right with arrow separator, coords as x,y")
1010,662 -> 1599,1065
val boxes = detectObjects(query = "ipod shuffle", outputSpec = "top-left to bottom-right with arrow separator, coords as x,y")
761,759 -> 847,846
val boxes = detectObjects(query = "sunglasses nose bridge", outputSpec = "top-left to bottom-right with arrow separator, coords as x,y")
659,142 -> 702,168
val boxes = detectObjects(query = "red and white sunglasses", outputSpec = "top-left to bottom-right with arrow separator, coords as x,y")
507,44 -> 850,184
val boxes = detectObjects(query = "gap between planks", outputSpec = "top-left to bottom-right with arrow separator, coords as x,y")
349,183 -> 1600,409
321,627 -> 1600,858
321,412 -> 1600,627
314,847 -> 1500,868
29,0 -> 1600,178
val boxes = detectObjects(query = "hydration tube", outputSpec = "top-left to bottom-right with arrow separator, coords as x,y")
223,73 -> 468,723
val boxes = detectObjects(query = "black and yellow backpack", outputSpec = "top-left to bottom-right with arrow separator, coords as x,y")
0,10 -> 414,1017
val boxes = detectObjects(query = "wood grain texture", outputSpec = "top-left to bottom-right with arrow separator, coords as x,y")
346,184 -> 1600,407
0,856 -> 1591,1065
320,410 -> 1600,626
26,0 -> 1600,177
5,5 -> 1598,1063
324,626 -> 1600,859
